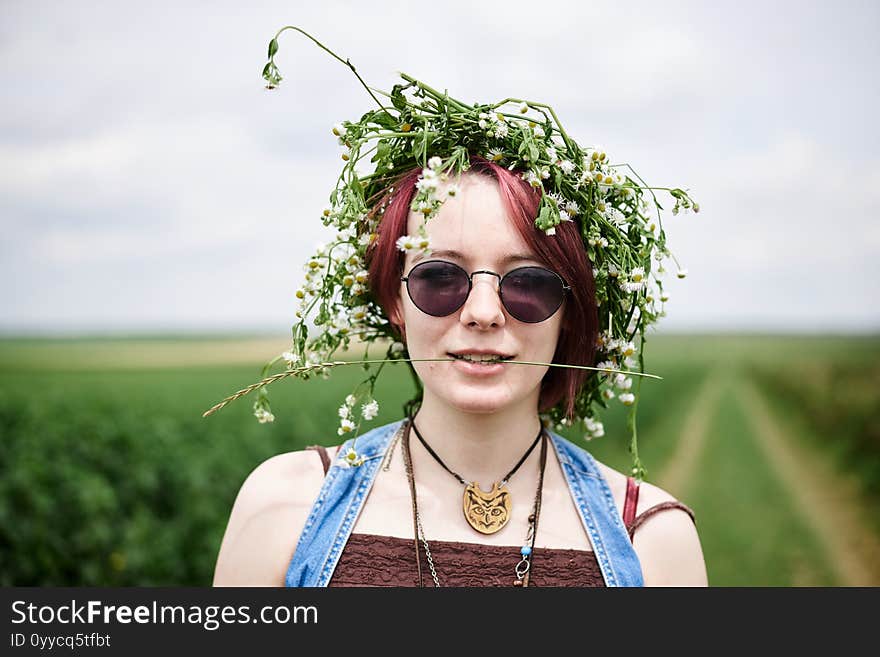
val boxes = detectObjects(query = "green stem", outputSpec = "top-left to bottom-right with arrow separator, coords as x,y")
203,357 -> 662,418
397,73 -> 472,112
270,26 -> 387,113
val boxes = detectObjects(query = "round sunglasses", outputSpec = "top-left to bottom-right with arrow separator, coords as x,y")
400,260 -> 570,323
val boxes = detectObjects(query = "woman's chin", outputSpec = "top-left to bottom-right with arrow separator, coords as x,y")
440,391 -> 515,415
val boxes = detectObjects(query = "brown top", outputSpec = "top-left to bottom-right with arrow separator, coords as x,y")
305,444 -> 696,587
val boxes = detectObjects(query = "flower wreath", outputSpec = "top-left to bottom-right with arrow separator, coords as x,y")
203,26 -> 699,481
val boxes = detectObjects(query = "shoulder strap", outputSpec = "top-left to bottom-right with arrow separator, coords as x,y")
305,445 -> 330,475
623,476 -> 697,540
627,501 -> 697,541
623,476 -> 640,529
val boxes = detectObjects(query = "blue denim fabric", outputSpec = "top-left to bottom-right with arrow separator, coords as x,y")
285,419 -> 644,587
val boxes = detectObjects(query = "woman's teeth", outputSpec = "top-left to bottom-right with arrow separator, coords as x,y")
450,354 -> 509,363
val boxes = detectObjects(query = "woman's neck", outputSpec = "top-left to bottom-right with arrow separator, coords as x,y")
410,392 -> 544,487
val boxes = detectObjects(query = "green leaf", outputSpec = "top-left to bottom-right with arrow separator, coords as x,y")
350,175 -> 364,196
391,85 -> 407,112
371,139 -> 390,164
528,143 -> 539,162
268,38 -> 278,59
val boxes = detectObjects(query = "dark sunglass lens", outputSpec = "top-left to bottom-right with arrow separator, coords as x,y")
407,261 -> 470,316
501,267 -> 565,322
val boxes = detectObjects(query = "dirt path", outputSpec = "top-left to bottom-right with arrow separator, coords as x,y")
736,380 -> 880,586
655,369 -> 725,499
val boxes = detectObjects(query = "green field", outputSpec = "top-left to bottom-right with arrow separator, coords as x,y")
1,334 -> 878,586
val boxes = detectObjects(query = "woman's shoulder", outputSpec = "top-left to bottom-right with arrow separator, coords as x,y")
591,458 -> 708,586
212,447 -> 337,586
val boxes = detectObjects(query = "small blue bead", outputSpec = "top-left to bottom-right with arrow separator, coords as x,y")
521,545 -> 531,556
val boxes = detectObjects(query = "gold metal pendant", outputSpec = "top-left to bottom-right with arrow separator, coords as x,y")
463,482 -> 511,534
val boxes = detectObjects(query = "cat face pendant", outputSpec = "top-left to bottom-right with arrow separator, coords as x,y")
463,482 -> 511,534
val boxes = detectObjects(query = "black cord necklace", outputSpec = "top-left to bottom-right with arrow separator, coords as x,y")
401,417 -> 548,586
408,412 -> 544,535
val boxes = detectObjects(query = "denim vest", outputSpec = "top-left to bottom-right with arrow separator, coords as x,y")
285,419 -> 644,587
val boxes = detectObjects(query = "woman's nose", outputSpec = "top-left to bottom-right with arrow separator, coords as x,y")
459,273 -> 506,328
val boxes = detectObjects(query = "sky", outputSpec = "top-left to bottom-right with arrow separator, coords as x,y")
1,0 -> 878,335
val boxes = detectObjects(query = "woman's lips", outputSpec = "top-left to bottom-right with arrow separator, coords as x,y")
448,354 -> 510,376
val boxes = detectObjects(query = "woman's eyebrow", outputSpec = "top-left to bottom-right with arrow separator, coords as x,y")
412,249 -> 540,266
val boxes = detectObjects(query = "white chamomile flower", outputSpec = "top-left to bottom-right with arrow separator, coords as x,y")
533,126 -> 545,138
416,176 -> 438,192
544,226 -> 556,236
396,235 -> 417,252
546,146 -> 558,162
660,293 -> 669,302
523,171 -> 541,188
281,351 -> 299,366
337,418 -> 356,435
677,268 -> 688,279
518,102 -> 529,114
584,417 -> 604,439
428,156 -> 443,170
619,341 -> 636,357
361,400 -> 379,420
446,184 -> 460,198
559,160 -> 575,175
540,167 -> 550,180
614,374 -> 633,391
622,266 -> 648,292
345,394 -> 357,406
339,446 -> 363,467
596,360 -> 617,375
487,147 -> 504,162
253,406 -> 275,424
338,404 -> 350,419
332,123 -> 346,138
494,122 -> 509,138
601,388 -> 616,401
351,282 -> 366,296
390,341 -> 405,356
351,306 -> 368,322
564,200 -> 579,217
619,392 -> 635,406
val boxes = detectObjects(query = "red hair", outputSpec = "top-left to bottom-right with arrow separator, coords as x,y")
365,156 -> 598,420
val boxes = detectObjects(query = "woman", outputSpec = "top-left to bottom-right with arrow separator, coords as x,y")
210,27 -> 707,586
212,160 -> 708,587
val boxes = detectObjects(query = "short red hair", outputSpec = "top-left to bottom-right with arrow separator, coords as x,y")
365,156 -> 599,420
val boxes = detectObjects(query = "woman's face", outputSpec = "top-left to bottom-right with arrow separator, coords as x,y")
393,172 -> 564,416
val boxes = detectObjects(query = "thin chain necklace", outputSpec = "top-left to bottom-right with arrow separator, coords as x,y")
401,417 -> 548,587
408,413 -> 543,534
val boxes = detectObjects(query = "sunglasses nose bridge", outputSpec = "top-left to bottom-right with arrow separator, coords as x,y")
468,269 -> 502,292
460,269 -> 506,323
